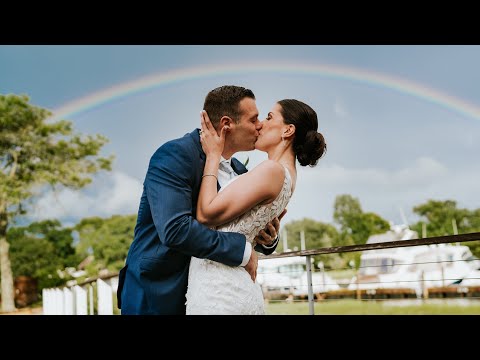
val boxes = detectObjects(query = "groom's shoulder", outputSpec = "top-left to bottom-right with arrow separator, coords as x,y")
152,130 -> 197,157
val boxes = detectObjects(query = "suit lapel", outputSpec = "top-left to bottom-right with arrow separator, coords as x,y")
231,157 -> 248,175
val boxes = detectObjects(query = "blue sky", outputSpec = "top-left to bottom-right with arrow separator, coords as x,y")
1,45 -> 480,229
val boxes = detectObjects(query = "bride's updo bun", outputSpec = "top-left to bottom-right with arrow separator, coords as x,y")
295,130 -> 326,167
278,99 -> 327,167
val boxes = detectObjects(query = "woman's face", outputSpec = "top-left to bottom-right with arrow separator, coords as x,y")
255,103 -> 285,152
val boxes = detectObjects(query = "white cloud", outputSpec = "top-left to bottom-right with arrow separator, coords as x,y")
333,98 -> 348,118
282,157 -> 478,226
307,156 -> 447,188
29,171 -> 143,222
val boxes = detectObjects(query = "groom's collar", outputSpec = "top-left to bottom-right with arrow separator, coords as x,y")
220,156 -> 231,165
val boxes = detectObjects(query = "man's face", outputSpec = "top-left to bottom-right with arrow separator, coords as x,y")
228,97 -> 262,152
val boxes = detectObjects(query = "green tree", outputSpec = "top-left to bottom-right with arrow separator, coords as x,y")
333,194 -> 390,246
333,194 -> 363,231
333,194 -> 390,268
411,199 -> 480,257
282,218 -> 338,250
75,214 -> 136,276
8,220 -> 80,291
411,200 -> 466,237
283,218 -> 343,269
0,94 -> 113,312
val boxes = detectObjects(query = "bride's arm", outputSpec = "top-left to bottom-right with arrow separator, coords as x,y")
197,159 -> 285,227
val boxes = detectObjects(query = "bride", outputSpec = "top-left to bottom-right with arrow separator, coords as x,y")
185,99 -> 327,315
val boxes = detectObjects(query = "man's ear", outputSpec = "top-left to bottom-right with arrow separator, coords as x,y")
220,116 -> 233,129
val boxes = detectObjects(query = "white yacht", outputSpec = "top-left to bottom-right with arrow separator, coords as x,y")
258,256 -> 340,298
347,224 -> 480,295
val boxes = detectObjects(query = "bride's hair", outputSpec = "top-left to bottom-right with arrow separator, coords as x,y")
278,99 -> 327,167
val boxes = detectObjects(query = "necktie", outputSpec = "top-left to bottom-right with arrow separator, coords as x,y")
219,160 -> 236,180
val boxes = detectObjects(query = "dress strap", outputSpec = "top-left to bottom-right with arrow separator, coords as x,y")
282,165 -> 294,196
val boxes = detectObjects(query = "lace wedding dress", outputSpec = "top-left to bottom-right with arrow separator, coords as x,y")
186,166 -> 293,315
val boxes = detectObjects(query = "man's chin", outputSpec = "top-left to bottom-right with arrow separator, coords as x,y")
242,144 -> 255,151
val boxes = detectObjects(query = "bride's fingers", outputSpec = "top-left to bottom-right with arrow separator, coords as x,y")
202,110 -> 214,133
265,223 -> 276,239
258,229 -> 271,241
200,111 -> 207,133
220,124 -> 229,139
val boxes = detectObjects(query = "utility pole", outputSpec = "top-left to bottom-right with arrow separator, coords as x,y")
282,229 -> 288,252
452,219 -> 459,245
300,230 -> 306,251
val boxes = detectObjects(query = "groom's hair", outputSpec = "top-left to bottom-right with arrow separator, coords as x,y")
203,85 -> 255,128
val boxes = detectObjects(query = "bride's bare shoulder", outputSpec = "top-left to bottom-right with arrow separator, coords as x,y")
251,160 -> 285,178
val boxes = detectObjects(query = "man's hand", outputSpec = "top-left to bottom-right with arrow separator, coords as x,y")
254,208 -> 287,246
244,249 -> 258,282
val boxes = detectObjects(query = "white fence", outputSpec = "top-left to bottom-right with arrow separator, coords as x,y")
41,256 -> 319,315
42,276 -> 118,315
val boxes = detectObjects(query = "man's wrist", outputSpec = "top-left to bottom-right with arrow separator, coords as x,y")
261,236 -> 278,249
240,242 -> 252,266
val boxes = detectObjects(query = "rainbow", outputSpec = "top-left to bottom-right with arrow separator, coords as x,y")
48,61 -> 480,122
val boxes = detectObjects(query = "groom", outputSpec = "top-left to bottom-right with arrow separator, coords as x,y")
118,85 -> 282,315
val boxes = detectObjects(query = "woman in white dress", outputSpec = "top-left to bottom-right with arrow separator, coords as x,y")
186,99 -> 327,315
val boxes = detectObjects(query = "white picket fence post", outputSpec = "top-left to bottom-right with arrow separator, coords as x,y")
74,285 -> 88,315
63,287 -> 75,315
42,275 -> 118,315
97,279 -> 113,315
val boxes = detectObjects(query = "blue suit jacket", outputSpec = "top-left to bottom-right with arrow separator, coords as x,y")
118,129 -> 277,315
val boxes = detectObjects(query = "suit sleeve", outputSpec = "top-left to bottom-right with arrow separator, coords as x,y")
145,141 -> 246,266
255,237 -> 279,255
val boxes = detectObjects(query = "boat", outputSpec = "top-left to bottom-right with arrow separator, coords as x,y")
347,224 -> 480,296
258,255 -> 340,298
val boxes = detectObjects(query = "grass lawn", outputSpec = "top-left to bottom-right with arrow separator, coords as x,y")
265,299 -> 480,315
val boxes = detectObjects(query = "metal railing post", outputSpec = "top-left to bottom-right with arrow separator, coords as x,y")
305,255 -> 314,315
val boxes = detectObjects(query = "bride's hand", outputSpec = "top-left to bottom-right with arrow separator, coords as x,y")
199,110 -> 228,158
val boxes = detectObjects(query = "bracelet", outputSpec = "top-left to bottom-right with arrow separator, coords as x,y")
202,174 -> 218,181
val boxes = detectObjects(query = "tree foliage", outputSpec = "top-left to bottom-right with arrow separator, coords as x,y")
282,218 -> 355,270
0,94 -> 113,311
333,194 -> 390,245
74,214 -> 137,276
411,199 -> 480,257
281,218 -> 337,251
8,220 -> 80,291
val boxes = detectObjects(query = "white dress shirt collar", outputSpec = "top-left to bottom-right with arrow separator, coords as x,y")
220,156 -> 231,165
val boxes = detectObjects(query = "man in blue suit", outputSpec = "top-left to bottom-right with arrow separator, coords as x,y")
118,86 -> 282,314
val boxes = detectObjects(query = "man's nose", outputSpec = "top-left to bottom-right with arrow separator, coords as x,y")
256,121 -> 263,130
